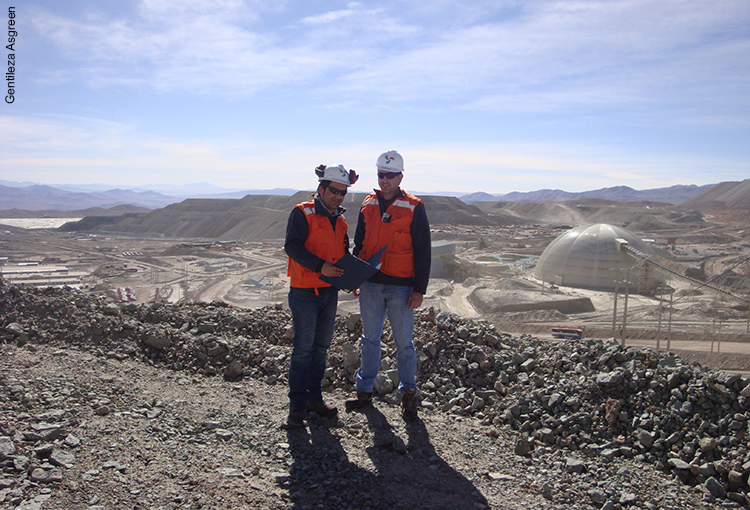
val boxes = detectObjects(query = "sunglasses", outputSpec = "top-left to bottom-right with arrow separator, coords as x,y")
377,172 -> 400,180
326,186 -> 347,196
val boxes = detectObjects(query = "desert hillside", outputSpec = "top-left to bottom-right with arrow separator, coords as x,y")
680,179 -> 750,211
3,178 -> 746,242
56,191 -> 718,241
56,193 -> 495,240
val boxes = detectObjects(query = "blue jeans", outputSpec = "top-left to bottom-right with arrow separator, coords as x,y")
288,287 -> 338,412
356,280 -> 416,393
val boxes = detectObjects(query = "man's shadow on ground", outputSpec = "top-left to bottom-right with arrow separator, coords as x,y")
286,406 -> 489,510
286,419 -> 377,509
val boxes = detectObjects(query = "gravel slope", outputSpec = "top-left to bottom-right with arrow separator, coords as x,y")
1,344 -> 717,510
0,284 -> 738,510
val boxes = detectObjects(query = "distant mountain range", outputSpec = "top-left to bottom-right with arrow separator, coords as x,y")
3,178 -> 747,238
0,184 -> 175,211
460,184 -> 714,205
0,180 -> 721,213
0,182 -> 298,212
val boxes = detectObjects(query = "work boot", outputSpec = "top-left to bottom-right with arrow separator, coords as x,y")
344,391 -> 373,411
401,387 -> 418,421
307,400 -> 338,418
285,410 -> 306,429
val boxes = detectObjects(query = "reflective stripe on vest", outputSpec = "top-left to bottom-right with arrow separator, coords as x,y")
358,190 -> 421,278
287,200 -> 347,289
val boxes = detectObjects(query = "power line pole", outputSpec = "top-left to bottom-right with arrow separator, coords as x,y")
612,268 -> 619,337
621,268 -> 630,347
657,285 -> 665,352
667,291 -> 673,352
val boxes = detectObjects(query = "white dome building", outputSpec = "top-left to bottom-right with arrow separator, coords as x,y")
533,223 -> 663,292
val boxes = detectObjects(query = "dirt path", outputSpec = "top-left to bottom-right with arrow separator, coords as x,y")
443,282 -> 480,318
193,275 -> 234,302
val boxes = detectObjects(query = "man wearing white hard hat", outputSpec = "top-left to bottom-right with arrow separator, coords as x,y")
346,150 -> 431,420
284,164 -> 359,429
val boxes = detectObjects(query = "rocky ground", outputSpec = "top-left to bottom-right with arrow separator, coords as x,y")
2,284 -> 750,509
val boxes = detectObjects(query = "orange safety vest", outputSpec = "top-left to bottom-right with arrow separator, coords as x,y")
287,200 -> 348,289
358,190 -> 421,278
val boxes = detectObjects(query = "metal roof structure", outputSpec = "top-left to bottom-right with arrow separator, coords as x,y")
533,223 -> 663,292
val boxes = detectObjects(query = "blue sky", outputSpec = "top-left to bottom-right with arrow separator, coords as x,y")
1,0 -> 749,195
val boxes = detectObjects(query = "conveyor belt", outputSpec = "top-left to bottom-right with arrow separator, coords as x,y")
622,244 -> 745,302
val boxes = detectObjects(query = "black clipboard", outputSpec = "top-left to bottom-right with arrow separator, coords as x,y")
319,254 -> 379,291
365,246 -> 387,268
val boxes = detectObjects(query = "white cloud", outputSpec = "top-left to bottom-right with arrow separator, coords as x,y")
301,3 -> 363,25
137,0 -> 249,21
12,1 -> 749,194
3,115 -> 743,191
327,0 -> 750,116
31,0 -> 749,113
32,1 -> 348,94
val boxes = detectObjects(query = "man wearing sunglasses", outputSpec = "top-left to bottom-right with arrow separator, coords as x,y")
284,164 -> 358,429
346,150 -> 431,421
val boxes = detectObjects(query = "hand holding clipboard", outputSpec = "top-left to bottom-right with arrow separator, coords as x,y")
318,246 -> 387,292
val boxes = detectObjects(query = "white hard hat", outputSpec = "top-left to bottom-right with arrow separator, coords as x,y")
376,150 -> 404,173
314,164 -> 359,186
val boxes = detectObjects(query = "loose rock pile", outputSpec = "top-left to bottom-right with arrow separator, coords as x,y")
2,284 -> 750,508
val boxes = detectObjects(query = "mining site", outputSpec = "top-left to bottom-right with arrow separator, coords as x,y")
1,180 -> 750,509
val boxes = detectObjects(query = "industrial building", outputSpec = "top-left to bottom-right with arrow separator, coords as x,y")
430,240 -> 455,279
244,274 -> 272,287
197,258 -> 245,273
0,263 -> 85,289
533,223 -> 665,293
